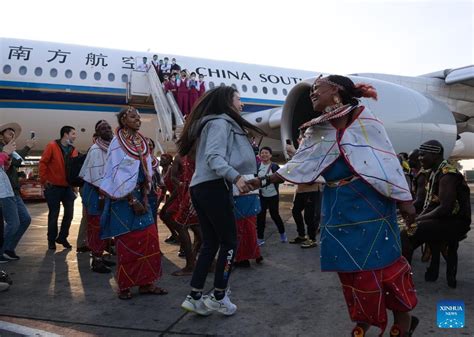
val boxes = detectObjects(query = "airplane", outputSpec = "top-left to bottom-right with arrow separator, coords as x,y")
1,37 -> 473,161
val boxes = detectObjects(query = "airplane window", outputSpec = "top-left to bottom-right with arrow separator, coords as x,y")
121,74 -> 128,83
34,67 -> 42,76
241,84 -> 248,92
262,86 -> 268,94
65,69 -> 73,79
272,87 -> 278,95
19,66 -> 27,76
3,65 -> 12,74
209,81 -> 215,89
231,83 -> 237,90
94,72 -> 101,81
282,88 -> 288,96
220,82 -> 226,87
108,73 -> 115,82
80,71 -> 87,80
50,68 -> 58,78
252,85 -> 258,93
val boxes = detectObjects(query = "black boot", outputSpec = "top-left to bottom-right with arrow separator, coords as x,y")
91,258 -> 111,274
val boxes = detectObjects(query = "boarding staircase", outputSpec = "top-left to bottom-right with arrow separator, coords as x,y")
126,69 -> 185,153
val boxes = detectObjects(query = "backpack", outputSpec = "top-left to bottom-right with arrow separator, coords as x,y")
56,140 -> 86,187
66,153 -> 87,187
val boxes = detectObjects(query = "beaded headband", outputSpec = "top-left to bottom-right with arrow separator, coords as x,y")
419,143 -> 443,154
314,75 -> 345,91
95,119 -> 108,131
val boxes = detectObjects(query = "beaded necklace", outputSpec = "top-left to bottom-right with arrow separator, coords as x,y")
95,137 -> 111,152
116,127 -> 149,160
300,104 -> 358,130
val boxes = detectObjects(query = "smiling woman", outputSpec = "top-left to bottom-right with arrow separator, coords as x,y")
99,106 -> 167,299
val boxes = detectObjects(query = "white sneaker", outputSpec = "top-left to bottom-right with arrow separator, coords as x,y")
280,233 -> 288,243
204,293 -> 237,316
181,295 -> 213,316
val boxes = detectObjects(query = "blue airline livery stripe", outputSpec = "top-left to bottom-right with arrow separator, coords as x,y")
0,80 -> 285,106
0,100 -> 275,114
0,101 -> 154,114
0,80 -> 125,94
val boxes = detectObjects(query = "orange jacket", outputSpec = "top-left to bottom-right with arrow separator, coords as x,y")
39,140 -> 78,186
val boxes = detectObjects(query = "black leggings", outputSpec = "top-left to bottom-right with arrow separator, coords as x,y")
190,179 -> 237,290
402,217 -> 470,279
256,195 -> 285,239
292,191 -> 321,240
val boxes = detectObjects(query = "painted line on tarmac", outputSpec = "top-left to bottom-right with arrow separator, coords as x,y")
0,320 -> 62,337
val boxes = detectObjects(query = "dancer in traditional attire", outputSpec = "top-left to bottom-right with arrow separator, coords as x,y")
248,75 -> 418,337
79,120 -> 115,273
100,107 -> 167,299
158,154 -> 179,243
170,154 -> 202,276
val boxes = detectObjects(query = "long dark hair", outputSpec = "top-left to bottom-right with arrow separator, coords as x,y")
177,86 -> 265,156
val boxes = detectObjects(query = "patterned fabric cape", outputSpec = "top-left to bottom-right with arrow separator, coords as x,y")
277,107 -> 412,202
79,143 -> 107,188
100,136 -> 152,198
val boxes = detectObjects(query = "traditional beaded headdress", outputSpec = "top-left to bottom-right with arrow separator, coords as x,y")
95,119 -> 108,132
314,75 -> 345,91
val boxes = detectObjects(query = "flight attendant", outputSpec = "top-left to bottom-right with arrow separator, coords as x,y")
177,70 -> 190,116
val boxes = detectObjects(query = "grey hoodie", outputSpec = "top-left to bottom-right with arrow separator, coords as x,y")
190,113 -> 257,187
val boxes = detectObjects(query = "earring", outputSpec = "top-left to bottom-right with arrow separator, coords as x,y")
333,96 -> 341,104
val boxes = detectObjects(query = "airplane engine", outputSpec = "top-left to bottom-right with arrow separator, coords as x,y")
280,76 -> 458,159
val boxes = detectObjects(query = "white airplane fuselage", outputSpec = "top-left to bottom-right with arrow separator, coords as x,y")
1,38 -> 472,160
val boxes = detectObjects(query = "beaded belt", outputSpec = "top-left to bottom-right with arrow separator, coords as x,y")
325,175 -> 359,188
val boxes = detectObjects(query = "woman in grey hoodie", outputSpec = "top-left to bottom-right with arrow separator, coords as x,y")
178,86 -> 265,316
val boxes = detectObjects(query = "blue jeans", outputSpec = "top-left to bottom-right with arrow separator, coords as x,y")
44,185 -> 76,243
0,195 -> 31,253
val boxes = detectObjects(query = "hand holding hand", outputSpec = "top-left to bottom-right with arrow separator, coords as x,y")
235,176 -> 251,194
245,178 -> 261,191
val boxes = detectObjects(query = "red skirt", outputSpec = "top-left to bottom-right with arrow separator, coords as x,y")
235,216 -> 261,262
115,224 -> 162,291
86,214 -> 106,256
338,256 -> 417,335
175,187 -> 199,225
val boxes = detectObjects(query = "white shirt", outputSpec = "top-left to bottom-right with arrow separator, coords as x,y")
258,162 -> 278,197
161,63 -> 171,73
136,62 -> 150,72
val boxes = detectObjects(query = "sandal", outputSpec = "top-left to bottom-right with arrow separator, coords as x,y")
351,326 -> 365,337
389,316 -> 419,337
118,289 -> 132,300
139,284 -> 168,295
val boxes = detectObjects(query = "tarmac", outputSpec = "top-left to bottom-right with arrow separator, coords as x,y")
0,188 -> 473,337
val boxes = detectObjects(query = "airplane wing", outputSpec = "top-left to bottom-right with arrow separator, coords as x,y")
421,65 -> 474,86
